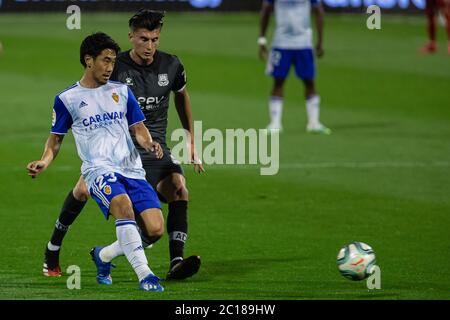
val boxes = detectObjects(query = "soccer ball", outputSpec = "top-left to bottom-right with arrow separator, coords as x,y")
337,241 -> 376,281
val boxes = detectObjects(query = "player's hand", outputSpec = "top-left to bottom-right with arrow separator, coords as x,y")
190,146 -> 205,174
26,160 -> 48,179
315,44 -> 324,58
259,44 -> 268,61
192,160 -> 205,174
192,161 -> 205,174
149,141 -> 163,159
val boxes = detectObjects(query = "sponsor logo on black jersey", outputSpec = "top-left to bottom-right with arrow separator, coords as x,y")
158,74 -> 169,87
125,77 -> 134,86
138,96 -> 166,110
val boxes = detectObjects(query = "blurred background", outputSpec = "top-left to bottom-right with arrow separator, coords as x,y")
0,0 -> 449,299
0,0 -> 428,12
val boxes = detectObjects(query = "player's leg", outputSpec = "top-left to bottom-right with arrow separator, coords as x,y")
96,212 -> 163,266
421,0 -> 438,53
91,169 -> 165,264
135,208 -> 164,245
91,161 -> 172,272
109,196 -> 162,291
446,4 -> 450,54
89,173 -> 163,291
294,48 -> 331,134
88,174 -> 128,285
438,0 -> 450,53
121,175 -> 164,290
43,176 -> 89,277
157,172 -> 201,280
265,48 -> 291,132
267,78 -> 286,132
158,173 -> 188,267
303,79 -> 329,134
133,209 -> 165,291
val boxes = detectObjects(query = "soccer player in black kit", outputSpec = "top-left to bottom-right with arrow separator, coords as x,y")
42,10 -> 204,281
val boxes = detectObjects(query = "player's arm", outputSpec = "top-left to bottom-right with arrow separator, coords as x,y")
28,95 -> 73,178
27,134 -> 64,178
259,1 -> 273,60
126,87 -> 163,159
312,1 -> 325,58
174,88 -> 204,173
130,122 -> 163,159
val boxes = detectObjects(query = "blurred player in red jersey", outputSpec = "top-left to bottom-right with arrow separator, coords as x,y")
420,0 -> 450,54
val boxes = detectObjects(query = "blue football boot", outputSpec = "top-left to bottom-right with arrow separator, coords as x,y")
139,274 -> 164,292
90,246 -> 113,285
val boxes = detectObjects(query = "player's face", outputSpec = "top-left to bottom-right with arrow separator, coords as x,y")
129,28 -> 160,64
86,49 -> 116,85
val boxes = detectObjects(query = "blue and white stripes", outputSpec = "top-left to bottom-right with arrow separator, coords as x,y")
91,183 -> 110,209
115,219 -> 137,227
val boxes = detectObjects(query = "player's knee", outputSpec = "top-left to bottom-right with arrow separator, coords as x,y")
168,184 -> 188,202
152,224 -> 164,238
73,182 -> 89,202
303,80 -> 315,95
272,86 -> 283,97
161,175 -> 189,202
148,216 -> 164,238
141,231 -> 162,246
176,185 -> 189,200
114,206 -> 135,220
272,78 -> 285,94
111,198 -> 135,220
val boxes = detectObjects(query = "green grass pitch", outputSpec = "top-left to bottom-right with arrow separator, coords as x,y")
0,12 -> 449,300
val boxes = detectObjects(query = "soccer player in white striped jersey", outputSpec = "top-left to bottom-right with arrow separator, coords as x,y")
27,33 -> 165,292
259,0 -> 331,134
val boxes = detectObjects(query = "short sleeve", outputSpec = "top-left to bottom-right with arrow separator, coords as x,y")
265,0 -> 275,4
126,87 -> 145,127
172,60 -> 187,93
310,0 -> 320,5
51,96 -> 73,134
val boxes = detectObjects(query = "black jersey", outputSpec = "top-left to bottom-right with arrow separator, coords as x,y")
110,50 -> 187,151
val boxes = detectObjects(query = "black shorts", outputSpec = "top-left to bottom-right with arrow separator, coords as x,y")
141,149 -> 184,203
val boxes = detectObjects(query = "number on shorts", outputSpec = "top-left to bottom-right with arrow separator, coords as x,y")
95,173 -> 117,190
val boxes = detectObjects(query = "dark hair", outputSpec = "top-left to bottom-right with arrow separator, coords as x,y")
79,32 -> 121,68
129,9 -> 165,32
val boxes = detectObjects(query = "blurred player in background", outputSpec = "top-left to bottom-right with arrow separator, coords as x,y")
28,32 -> 165,291
259,0 -> 331,134
42,10 -> 203,281
420,0 -> 450,54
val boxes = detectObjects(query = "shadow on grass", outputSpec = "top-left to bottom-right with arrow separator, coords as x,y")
197,256 -> 305,281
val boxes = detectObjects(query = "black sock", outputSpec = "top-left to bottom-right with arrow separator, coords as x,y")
48,190 -> 86,249
167,200 -> 188,268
